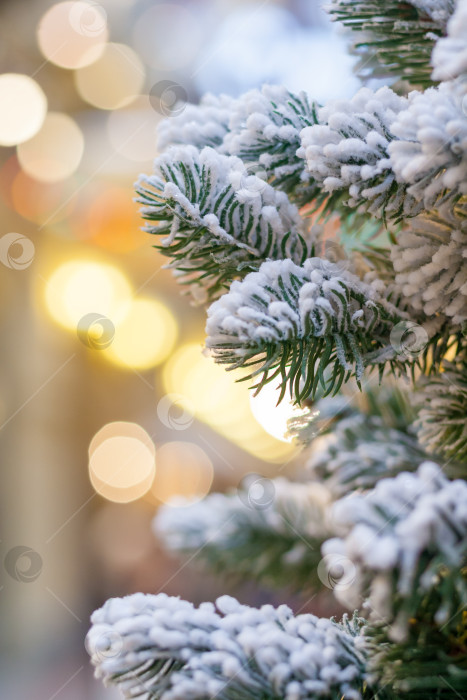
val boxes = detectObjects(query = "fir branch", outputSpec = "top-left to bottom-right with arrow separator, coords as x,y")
205,258 -> 408,404
86,593 -> 368,700
157,93 -> 236,151
325,0 -> 453,88
136,146 -> 313,302
415,361 -> 467,464
389,81 -> 467,210
154,477 -> 332,594
323,461 -> 467,641
432,0 -> 467,82
391,207 -> 467,328
298,87 -> 423,225
223,85 -> 321,205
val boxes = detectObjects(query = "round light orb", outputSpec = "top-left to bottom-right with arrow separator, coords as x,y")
0,74 -> 47,146
17,113 -> 84,183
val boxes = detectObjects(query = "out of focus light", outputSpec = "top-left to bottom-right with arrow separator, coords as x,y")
45,260 -> 131,331
152,441 -> 213,505
0,74 -> 47,146
74,43 -> 145,110
89,421 -> 155,458
17,113 -> 84,183
132,4 -> 203,70
162,343 -> 295,462
89,434 -> 156,503
249,381 -> 302,443
11,171 -> 77,225
37,1 -> 108,69
106,96 -> 160,163
85,186 -> 147,252
103,298 -> 177,370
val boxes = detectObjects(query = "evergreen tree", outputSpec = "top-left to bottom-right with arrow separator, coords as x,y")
87,1 -> 467,698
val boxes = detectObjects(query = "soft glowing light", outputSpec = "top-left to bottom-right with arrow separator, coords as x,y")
37,1 -> 108,69
45,260 -> 131,331
89,421 -> 155,459
132,4 -> 203,70
85,186 -> 147,252
106,96 -> 160,163
162,343 -> 295,462
74,43 -> 145,110
89,435 -> 156,503
249,382 -> 302,443
103,298 -> 177,370
0,74 -> 47,146
11,171 -> 77,225
17,113 -> 84,183
152,441 -> 213,505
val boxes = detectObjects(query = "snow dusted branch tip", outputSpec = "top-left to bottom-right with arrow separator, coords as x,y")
432,0 -> 467,81
298,87 -> 422,224
154,477 -> 332,593
136,145 -> 314,302
206,257 -> 407,403
86,592 -> 367,700
323,462 -> 467,641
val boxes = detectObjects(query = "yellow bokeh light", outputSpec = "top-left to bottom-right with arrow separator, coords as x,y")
37,1 -> 108,69
103,298 -> 178,370
249,382 -> 302,443
17,113 -> 84,183
162,343 -> 295,462
89,421 -> 155,459
0,74 -> 47,146
152,441 -> 213,506
74,43 -> 145,110
45,260 -> 132,332
89,435 -> 156,503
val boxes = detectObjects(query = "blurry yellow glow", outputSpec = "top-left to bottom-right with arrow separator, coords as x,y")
11,171 -> 77,225
74,43 -> 145,110
17,113 -> 84,183
250,382 -> 302,443
89,421 -> 155,459
0,74 -> 47,146
89,435 -> 156,503
162,343 -> 295,462
152,441 -> 213,505
103,298 -> 177,370
45,261 -> 131,331
37,1 -> 108,69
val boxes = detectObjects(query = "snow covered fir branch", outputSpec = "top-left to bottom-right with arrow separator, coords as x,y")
88,1 -> 467,699
87,593 -> 369,700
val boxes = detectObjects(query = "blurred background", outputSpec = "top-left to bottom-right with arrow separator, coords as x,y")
0,1 -> 358,697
